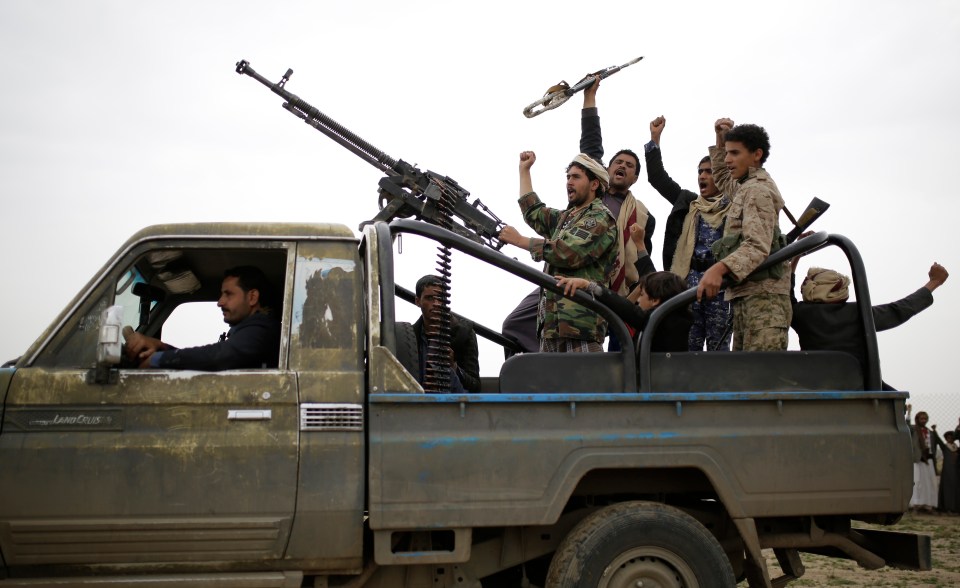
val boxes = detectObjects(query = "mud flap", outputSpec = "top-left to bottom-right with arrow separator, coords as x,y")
809,528 -> 932,571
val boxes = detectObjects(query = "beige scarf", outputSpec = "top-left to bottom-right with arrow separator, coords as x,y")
610,191 -> 648,295
801,267 -> 850,303
670,195 -> 730,278
571,153 -> 609,190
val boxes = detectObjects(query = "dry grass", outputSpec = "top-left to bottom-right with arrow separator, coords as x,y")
742,512 -> 960,587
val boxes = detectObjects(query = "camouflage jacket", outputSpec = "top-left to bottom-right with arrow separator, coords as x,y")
709,146 -> 791,301
519,191 -> 619,343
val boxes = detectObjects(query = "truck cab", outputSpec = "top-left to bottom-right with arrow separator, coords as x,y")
0,223 -> 366,583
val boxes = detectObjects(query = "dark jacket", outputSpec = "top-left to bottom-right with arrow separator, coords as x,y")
413,316 -> 481,393
791,281 -> 933,375
644,144 -> 700,270
158,312 -> 281,370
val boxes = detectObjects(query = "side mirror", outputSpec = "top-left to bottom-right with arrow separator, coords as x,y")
97,305 -> 124,367
90,306 -> 124,384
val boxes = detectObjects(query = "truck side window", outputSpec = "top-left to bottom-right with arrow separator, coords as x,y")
31,267 -> 145,369
31,289 -> 112,369
118,258 -> 284,371
30,245 -> 290,371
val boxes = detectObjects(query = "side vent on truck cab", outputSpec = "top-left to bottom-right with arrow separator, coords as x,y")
300,403 -> 364,431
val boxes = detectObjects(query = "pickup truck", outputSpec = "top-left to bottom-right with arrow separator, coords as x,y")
0,219 -> 930,588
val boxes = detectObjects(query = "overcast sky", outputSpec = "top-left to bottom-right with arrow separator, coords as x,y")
1,1 -> 958,426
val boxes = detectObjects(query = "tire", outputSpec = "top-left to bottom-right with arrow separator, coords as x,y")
394,321 -> 420,378
546,501 -> 735,588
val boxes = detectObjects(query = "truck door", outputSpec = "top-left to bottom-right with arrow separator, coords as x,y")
280,239 -> 366,571
0,241 -> 299,570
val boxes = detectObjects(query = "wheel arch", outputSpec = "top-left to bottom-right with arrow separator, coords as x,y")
540,452 -> 751,525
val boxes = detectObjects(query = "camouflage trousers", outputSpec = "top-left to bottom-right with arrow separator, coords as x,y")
540,338 -> 603,353
731,293 -> 792,351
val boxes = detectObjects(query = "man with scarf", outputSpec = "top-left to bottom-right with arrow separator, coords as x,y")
580,76 -> 656,294
644,115 -> 732,351
499,151 -> 618,352
577,76 -> 657,351
790,259 -> 948,383
906,406 -> 939,513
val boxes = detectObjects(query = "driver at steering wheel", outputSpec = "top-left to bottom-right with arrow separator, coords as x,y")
123,265 -> 281,370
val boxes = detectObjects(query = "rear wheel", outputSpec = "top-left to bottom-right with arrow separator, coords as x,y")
546,501 -> 735,588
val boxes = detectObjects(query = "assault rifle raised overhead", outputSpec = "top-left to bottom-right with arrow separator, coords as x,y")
522,56 -> 644,118
235,59 -> 506,249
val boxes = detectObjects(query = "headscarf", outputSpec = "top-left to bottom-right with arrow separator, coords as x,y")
801,267 -> 850,303
570,154 -> 609,191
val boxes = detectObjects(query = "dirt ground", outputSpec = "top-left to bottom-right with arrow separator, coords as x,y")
743,511 -> 960,587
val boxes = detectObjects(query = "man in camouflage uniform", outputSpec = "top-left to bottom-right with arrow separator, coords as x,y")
499,151 -> 619,352
696,120 -> 791,351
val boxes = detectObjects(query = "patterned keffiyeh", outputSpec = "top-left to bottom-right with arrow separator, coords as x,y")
801,267 -> 850,303
570,153 -> 609,191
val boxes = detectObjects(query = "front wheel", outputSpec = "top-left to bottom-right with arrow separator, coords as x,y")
546,501 -> 735,588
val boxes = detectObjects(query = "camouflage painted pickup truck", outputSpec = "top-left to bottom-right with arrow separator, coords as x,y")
0,220 -> 930,588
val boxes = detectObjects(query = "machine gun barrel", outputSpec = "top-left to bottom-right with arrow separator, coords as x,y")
235,59 -> 506,250
235,60 -> 398,174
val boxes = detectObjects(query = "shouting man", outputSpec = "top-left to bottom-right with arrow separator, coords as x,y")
499,151 -> 619,352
